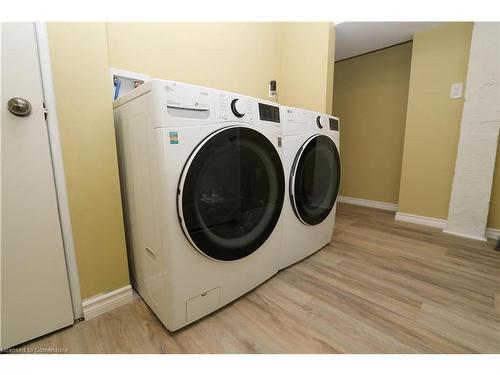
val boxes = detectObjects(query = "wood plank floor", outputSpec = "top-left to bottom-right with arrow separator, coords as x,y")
17,203 -> 500,353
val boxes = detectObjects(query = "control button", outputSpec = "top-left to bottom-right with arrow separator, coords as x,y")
222,112 -> 228,120
316,116 -> 323,129
231,99 -> 245,118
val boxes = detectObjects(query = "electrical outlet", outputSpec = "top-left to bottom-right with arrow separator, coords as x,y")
268,80 -> 277,98
450,82 -> 464,99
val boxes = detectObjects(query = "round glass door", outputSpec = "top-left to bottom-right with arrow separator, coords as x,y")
178,126 -> 285,261
291,134 -> 341,225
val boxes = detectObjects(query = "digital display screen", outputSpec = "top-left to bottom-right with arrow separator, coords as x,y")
259,103 -> 280,123
329,118 -> 339,131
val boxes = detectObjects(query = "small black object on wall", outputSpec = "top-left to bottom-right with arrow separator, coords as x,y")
496,238 -> 500,251
269,80 -> 277,92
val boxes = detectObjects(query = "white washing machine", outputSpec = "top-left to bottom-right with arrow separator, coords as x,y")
113,79 -> 285,331
279,106 -> 341,270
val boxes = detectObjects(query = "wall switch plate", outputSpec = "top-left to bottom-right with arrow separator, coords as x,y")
450,82 -> 464,99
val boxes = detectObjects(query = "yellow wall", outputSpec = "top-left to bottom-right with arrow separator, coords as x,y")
107,22 -> 335,113
47,23 -> 130,299
332,42 -> 413,204
280,23 -> 336,113
398,23 -> 474,219
487,150 -> 500,229
106,23 -> 282,101
47,22 -> 336,299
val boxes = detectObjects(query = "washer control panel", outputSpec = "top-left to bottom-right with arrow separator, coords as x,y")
218,93 -> 254,123
215,91 -> 282,134
231,98 -> 246,118
164,81 -> 211,111
258,103 -> 280,123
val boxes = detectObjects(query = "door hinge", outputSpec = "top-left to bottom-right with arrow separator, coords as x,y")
43,102 -> 48,119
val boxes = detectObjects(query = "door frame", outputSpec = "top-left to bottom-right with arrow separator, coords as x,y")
34,22 -> 83,319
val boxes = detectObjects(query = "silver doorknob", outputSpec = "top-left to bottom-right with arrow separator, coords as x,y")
7,97 -> 32,117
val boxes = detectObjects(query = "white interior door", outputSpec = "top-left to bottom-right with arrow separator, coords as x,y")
1,22 -> 74,349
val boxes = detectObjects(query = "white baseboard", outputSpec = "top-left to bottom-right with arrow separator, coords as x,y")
396,212 -> 499,241
443,229 -> 487,242
395,212 -> 447,229
337,195 -> 398,211
339,194 -> 499,241
82,285 -> 133,320
486,227 -> 500,240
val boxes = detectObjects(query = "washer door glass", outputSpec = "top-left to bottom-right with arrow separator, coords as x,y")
291,134 -> 341,225
179,127 -> 284,261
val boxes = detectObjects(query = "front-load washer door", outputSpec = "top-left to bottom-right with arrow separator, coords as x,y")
290,134 -> 341,226
178,126 -> 284,261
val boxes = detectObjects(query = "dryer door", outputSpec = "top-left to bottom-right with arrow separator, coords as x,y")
178,126 -> 284,261
290,134 -> 341,225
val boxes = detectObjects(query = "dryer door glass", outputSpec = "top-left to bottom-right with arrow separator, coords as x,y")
179,127 -> 284,261
291,134 -> 341,225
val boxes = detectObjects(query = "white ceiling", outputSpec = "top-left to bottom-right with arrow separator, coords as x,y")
335,22 -> 444,61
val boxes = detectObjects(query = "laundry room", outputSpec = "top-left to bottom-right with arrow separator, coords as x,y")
1,0 -> 500,373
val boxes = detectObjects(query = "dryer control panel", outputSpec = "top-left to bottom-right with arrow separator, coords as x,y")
315,114 -> 340,133
328,117 -> 339,131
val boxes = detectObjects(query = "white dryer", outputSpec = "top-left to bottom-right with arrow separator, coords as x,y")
113,79 -> 285,331
279,106 -> 341,270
